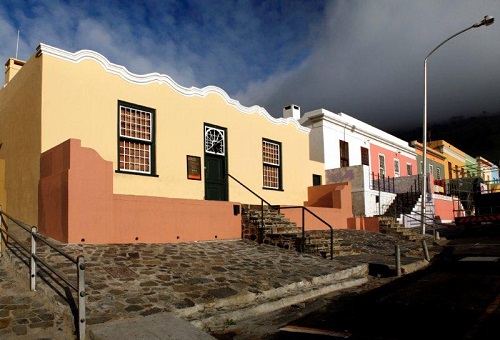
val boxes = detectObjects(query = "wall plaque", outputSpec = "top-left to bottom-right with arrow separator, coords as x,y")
187,155 -> 201,180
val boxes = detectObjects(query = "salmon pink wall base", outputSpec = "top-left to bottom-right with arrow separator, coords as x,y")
39,139 -> 241,244
283,182 -> 379,231
433,194 -> 460,223
347,217 -> 380,232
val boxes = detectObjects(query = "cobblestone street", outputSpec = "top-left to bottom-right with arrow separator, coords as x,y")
0,227 -> 442,339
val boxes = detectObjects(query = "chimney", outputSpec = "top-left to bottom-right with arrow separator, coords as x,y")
5,58 -> 25,84
283,104 -> 300,120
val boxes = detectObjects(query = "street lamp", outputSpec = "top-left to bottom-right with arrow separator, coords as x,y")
421,15 -> 494,235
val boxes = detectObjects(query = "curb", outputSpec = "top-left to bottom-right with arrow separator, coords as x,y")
190,275 -> 369,331
401,259 -> 430,274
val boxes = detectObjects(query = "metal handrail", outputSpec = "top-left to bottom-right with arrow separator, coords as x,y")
226,173 -> 279,229
370,172 -> 396,193
278,205 -> 334,260
0,206 -> 86,340
476,205 -> 500,216
385,202 -> 438,238
226,173 -> 335,259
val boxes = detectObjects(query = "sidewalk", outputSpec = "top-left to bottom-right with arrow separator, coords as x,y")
0,228 -> 443,339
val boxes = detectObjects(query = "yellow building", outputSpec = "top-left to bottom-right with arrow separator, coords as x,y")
427,140 -> 470,180
0,44 -> 324,244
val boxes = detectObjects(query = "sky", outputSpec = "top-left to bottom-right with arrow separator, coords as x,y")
1,0 -> 499,131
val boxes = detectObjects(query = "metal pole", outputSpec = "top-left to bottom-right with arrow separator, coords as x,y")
260,200 -> 264,230
30,226 -> 37,291
378,176 -> 381,215
301,208 -> 305,253
330,228 -> 333,260
77,256 -> 86,340
16,30 -> 20,59
422,239 -> 430,261
395,245 -> 401,277
421,58 -> 428,235
420,17 -> 493,234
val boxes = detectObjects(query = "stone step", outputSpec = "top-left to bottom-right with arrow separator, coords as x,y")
303,238 -> 349,247
186,265 -> 369,332
382,228 -> 423,242
242,206 -> 355,260
308,246 -> 354,254
381,226 -> 412,234
305,247 -> 361,258
248,214 -> 288,221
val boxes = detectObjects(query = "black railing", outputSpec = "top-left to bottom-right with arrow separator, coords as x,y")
226,173 -> 335,259
475,205 -> 500,216
386,201 -> 437,237
370,173 -> 396,193
385,184 -> 421,217
0,206 -> 86,340
277,206 -> 334,260
371,173 -> 423,196
226,173 -> 279,229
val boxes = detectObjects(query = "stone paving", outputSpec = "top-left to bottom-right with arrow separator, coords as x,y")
0,223 -> 443,340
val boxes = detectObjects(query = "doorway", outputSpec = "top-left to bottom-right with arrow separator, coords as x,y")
204,124 -> 228,201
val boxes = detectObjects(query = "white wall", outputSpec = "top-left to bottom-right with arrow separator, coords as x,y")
300,109 -> 416,173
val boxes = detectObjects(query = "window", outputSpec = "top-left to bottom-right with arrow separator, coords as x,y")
340,140 -> 349,167
420,161 -> 424,174
263,139 -> 282,189
429,164 -> 434,177
313,174 -> 322,186
118,101 -> 155,175
361,147 -> 369,166
394,159 -> 400,177
436,167 -> 441,180
204,126 -> 225,156
379,154 -> 385,176
407,163 -> 413,176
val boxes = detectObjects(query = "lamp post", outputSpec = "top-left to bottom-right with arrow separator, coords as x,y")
421,15 -> 494,235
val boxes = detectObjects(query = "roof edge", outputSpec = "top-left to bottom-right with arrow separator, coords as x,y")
37,43 -> 310,134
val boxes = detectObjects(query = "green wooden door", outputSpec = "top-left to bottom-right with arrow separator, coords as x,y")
204,155 -> 227,201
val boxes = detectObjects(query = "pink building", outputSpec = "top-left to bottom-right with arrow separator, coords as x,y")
297,107 -> 419,219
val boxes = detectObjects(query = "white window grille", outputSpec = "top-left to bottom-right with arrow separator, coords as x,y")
394,159 -> 400,177
379,154 -> 386,177
407,163 -> 413,176
119,103 -> 153,174
263,140 -> 281,189
204,126 -> 225,156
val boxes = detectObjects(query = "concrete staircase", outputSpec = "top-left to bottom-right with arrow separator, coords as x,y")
378,216 -> 424,242
300,230 -> 360,258
383,192 -> 420,218
383,192 -> 434,229
241,204 -> 358,258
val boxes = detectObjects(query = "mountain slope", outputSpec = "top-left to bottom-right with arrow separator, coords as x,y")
388,113 -> 500,164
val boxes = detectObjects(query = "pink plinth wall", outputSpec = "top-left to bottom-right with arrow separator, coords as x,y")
282,182 -> 380,232
433,195 -> 462,222
38,139 -> 241,244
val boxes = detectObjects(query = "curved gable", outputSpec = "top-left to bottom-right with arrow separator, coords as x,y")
37,43 -> 309,133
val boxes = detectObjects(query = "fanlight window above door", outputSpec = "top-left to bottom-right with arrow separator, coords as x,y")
205,126 -> 225,156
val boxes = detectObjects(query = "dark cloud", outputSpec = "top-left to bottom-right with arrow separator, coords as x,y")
236,1 -> 500,130
1,0 -> 499,132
